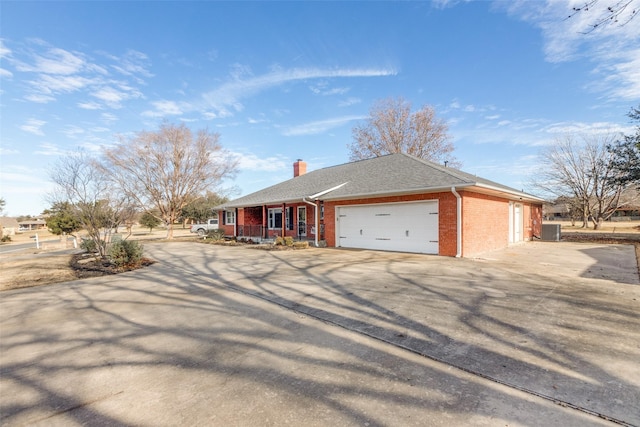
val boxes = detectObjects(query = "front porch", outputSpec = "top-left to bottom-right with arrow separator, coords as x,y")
219,204 -> 325,245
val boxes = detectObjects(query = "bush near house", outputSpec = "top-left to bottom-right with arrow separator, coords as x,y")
205,229 -> 225,241
108,240 -> 144,267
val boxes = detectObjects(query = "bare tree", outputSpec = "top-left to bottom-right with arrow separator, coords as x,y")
49,151 -> 137,257
565,0 -> 638,33
101,122 -> 238,239
535,133 -> 635,229
348,97 -> 458,166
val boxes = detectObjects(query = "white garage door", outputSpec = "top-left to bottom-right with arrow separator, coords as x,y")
336,201 -> 439,254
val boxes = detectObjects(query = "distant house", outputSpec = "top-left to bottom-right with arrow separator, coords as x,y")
611,204 -> 640,221
215,154 -> 544,258
18,219 -> 47,231
0,217 -> 20,236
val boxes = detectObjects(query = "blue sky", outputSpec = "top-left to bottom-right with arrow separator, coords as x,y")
1,1 -> 639,216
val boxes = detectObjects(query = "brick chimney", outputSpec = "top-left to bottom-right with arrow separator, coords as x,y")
293,159 -> 307,177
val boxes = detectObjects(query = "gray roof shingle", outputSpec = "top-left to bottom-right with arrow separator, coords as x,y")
218,153 -> 543,209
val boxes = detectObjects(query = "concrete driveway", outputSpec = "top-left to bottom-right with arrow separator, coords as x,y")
1,241 -> 638,426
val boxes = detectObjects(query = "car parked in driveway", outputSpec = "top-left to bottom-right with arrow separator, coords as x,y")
189,218 -> 218,236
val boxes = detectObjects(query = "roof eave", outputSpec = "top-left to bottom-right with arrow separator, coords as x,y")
321,184 -> 476,201
473,183 -> 546,203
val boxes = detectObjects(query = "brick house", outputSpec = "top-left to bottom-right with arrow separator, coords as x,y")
215,153 -> 544,257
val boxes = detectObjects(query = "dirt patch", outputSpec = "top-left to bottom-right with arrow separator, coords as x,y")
0,253 -> 154,292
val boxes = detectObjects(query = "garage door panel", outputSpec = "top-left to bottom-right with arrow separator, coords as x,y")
337,202 -> 438,254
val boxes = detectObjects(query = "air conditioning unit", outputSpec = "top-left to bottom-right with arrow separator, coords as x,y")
541,224 -> 561,241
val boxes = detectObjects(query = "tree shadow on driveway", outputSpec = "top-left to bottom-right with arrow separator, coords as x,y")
144,243 -> 640,425
1,242 -> 637,426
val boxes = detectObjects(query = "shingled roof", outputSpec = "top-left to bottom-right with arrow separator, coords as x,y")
218,153 -> 543,209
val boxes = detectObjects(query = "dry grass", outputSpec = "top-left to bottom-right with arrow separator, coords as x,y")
0,254 -> 77,291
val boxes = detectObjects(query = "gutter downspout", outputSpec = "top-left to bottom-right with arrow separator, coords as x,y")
302,197 -> 318,247
302,182 -> 348,248
451,187 -> 462,258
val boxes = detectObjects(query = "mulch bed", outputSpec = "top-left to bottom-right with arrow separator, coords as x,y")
70,253 -> 155,279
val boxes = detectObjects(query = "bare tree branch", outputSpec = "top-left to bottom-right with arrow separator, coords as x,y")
101,122 -> 238,239
534,133 -> 635,229
348,97 -> 459,167
48,150 -> 136,257
565,0 -> 638,33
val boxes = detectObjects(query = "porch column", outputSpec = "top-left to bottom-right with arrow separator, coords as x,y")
282,203 -> 286,237
262,205 -> 267,239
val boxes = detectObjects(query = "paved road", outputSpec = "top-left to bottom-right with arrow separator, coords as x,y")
0,237 -> 76,254
1,241 -> 638,426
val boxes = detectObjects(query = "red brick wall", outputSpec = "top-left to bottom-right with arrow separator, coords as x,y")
460,192 -> 509,257
524,203 -> 543,240
324,192 -> 458,256
243,207 -> 262,225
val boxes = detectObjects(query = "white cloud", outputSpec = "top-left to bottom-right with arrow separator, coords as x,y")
5,40 -> 151,108
28,74 -> 93,95
91,84 -> 142,108
34,142 -> 68,156
101,112 -> 118,123
78,101 -> 102,110
231,152 -> 288,172
142,100 -> 186,117
202,66 -> 397,118
0,39 -> 11,57
282,115 -> 366,136
502,0 -> 640,100
0,68 -> 12,78
1,169 -> 51,186
24,93 -> 55,103
110,49 -> 153,83
61,125 -> 85,139
542,120 -> 629,136
20,118 -> 46,136
309,80 -> 351,96
0,147 -> 19,155
338,97 -> 361,107
15,47 -> 86,75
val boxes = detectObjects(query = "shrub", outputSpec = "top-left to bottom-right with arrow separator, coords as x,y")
206,229 -> 225,241
274,236 -> 285,246
293,241 -> 309,249
1,235 -> 11,242
108,240 -> 144,267
80,238 -> 99,253
284,236 -> 294,247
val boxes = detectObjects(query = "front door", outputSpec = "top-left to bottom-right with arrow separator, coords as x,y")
298,206 -> 306,236
514,203 -> 522,242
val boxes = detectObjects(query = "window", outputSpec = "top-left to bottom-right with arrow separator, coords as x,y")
297,206 -> 306,236
268,208 -> 282,229
320,203 -> 324,220
225,210 -> 235,225
286,207 -> 294,230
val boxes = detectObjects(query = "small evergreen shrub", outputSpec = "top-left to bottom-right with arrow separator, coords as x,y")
284,236 -> 294,247
80,238 -> 98,253
293,241 -> 309,249
108,240 -> 144,267
274,236 -> 285,246
206,229 -> 225,241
